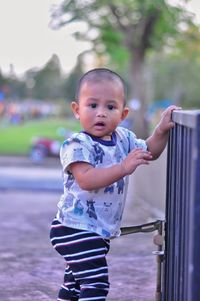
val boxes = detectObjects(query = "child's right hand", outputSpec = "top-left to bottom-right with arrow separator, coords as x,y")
121,148 -> 153,175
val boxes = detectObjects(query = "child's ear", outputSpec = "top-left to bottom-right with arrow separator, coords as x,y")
121,107 -> 129,121
71,101 -> 80,119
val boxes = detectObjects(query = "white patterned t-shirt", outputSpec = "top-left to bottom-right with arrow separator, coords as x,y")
56,126 -> 147,238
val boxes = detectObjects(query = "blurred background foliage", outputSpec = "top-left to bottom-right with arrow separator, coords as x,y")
49,0 -> 200,136
1,0 -> 200,106
1,0 -> 200,154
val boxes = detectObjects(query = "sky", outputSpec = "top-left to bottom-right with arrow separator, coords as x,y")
0,0 -> 200,77
0,0 -> 90,76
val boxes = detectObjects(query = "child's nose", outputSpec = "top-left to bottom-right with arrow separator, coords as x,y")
96,107 -> 106,117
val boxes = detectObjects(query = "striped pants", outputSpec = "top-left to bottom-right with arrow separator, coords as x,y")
50,219 -> 110,301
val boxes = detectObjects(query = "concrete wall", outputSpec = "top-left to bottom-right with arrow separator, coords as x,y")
124,148 -> 167,223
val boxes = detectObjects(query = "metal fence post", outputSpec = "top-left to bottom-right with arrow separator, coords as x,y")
163,110 -> 200,301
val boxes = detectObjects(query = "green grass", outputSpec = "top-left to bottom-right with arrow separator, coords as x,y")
0,118 -> 81,155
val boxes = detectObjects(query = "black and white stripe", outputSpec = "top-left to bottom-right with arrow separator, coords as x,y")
50,219 -> 110,301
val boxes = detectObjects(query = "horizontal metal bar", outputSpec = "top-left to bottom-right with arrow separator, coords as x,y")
172,110 -> 200,128
120,220 -> 163,236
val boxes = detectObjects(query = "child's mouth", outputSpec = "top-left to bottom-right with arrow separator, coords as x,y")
94,122 -> 106,128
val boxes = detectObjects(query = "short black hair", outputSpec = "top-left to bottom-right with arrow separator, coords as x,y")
75,68 -> 127,103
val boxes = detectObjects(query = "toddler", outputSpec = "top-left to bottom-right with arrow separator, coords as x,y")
50,68 -> 180,301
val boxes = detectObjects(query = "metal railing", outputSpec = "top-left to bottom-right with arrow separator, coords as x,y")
163,110 -> 200,301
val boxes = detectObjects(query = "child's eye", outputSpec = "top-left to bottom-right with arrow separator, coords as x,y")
89,103 -> 97,109
107,104 -> 114,110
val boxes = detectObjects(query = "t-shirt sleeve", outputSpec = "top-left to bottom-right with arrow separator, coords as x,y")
118,127 -> 147,153
60,134 -> 95,172
128,130 -> 147,151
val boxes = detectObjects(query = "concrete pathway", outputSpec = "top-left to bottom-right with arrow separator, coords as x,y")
0,157 -> 161,301
0,166 -> 62,191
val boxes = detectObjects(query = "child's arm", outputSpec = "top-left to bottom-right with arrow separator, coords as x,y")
146,105 -> 181,159
70,148 -> 152,191
70,105 -> 180,191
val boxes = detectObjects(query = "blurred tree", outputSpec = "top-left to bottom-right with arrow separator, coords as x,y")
175,23 -> 200,60
0,69 -> 26,99
7,77 -> 26,99
63,55 -> 84,102
148,23 -> 200,108
0,70 -> 7,93
25,68 -> 38,98
50,0 -> 194,137
31,54 -> 64,99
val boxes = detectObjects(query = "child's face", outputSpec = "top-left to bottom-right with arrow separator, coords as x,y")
71,80 -> 129,140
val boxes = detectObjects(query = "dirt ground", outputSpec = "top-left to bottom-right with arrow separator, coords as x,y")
0,188 -> 160,301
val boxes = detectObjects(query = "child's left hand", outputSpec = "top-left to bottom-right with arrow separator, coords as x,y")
157,105 -> 182,134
